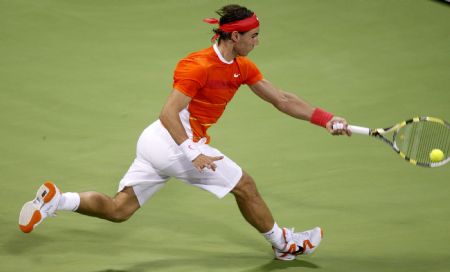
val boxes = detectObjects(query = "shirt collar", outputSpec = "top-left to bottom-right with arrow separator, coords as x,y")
213,43 -> 234,65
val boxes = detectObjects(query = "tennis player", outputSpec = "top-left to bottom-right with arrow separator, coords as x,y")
19,4 -> 350,261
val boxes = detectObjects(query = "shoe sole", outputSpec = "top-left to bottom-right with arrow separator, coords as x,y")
19,182 -> 57,233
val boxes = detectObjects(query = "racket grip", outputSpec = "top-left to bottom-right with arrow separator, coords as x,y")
332,123 -> 371,135
348,125 -> 370,135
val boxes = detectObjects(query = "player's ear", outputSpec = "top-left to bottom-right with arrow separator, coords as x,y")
231,31 -> 240,42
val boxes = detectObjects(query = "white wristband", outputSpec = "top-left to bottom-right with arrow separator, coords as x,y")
179,139 -> 201,161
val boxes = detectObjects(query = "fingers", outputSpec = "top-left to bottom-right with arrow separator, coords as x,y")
195,162 -> 216,172
344,127 -> 352,136
328,118 -> 352,136
193,155 -> 224,172
331,123 -> 351,136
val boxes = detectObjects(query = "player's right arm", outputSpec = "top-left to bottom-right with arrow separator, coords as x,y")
159,89 -> 191,145
159,89 -> 223,171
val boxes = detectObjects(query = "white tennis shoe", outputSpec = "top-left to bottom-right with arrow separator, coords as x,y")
273,226 -> 323,261
19,181 -> 61,233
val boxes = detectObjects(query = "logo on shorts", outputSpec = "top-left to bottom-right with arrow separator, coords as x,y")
233,73 -> 240,78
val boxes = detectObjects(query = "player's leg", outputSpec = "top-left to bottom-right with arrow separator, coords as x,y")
75,186 -> 140,222
230,172 -> 323,260
230,172 -> 286,251
19,121 -> 170,233
68,120 -> 172,222
171,140 -> 323,260
19,174 -> 166,233
18,182 -> 147,233
230,171 -> 274,233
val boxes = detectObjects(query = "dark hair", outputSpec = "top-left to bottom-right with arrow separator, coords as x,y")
213,4 -> 254,42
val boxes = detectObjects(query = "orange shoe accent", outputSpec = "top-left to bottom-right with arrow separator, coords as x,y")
287,243 -> 297,254
19,210 -> 42,233
42,181 -> 56,203
320,228 -> 324,238
303,240 -> 314,251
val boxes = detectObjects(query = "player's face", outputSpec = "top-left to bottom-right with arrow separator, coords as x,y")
234,27 -> 259,56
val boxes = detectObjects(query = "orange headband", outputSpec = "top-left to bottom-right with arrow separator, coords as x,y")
203,13 -> 259,41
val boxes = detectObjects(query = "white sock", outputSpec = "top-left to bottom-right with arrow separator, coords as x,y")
262,222 -> 285,250
57,192 -> 80,211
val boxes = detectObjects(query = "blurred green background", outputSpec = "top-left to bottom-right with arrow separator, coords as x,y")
1,0 -> 449,271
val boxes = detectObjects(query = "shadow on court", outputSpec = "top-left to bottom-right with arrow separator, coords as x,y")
2,231 -> 53,255
246,259 -> 320,271
92,257 -> 319,272
3,226 -> 320,272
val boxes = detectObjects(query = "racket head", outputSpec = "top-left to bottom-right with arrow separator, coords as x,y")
390,117 -> 450,167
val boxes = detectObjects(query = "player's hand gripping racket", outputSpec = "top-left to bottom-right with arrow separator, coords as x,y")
333,117 -> 450,167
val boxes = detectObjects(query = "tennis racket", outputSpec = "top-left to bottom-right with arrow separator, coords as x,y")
333,116 -> 450,167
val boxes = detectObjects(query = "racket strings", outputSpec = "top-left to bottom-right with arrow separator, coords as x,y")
396,121 -> 450,164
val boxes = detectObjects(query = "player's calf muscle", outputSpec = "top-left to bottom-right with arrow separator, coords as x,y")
77,190 -> 139,223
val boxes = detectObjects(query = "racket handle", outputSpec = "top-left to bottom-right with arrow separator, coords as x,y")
348,125 -> 371,135
332,123 -> 371,135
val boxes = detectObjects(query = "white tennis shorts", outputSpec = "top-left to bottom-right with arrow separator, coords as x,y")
118,120 -> 243,206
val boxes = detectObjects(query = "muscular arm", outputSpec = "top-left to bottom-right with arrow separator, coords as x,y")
159,89 -> 191,145
159,89 -> 223,170
249,79 -> 315,120
249,79 -> 350,135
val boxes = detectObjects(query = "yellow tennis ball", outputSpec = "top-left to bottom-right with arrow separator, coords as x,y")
429,149 -> 444,162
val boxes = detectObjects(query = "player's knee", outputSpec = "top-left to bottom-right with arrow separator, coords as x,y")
109,208 -> 133,223
109,202 -> 136,223
232,172 -> 259,200
108,187 -> 140,223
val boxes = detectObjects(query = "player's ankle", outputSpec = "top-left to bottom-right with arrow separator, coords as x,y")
262,222 -> 285,250
57,192 -> 80,211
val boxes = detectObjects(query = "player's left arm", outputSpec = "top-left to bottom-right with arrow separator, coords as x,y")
249,79 -> 350,135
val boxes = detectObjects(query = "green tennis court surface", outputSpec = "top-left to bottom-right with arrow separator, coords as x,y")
1,1 -> 449,271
